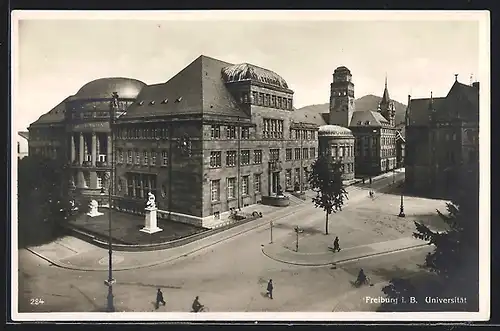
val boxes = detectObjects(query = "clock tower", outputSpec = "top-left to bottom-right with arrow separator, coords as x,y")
329,66 -> 355,127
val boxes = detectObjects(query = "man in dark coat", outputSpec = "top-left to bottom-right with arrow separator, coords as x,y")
155,288 -> 166,309
333,236 -> 341,252
266,279 -> 274,299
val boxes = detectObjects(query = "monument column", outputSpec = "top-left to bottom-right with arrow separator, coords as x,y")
70,134 -> 75,163
79,133 -> 84,165
91,132 -> 97,166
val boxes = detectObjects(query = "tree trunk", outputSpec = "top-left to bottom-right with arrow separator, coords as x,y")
325,211 -> 329,235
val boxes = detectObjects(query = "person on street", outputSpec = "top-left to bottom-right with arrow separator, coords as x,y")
192,296 -> 203,312
155,288 -> 166,309
266,279 -> 274,299
333,236 -> 341,252
356,268 -> 367,286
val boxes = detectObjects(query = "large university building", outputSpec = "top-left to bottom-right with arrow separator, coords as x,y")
28,55 -> 320,227
405,76 -> 479,198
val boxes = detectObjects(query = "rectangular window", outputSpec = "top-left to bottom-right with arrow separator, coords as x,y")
254,150 -> 262,164
127,150 -> 133,164
302,148 -> 309,159
286,148 -> 292,161
226,126 -> 236,139
162,151 -> 168,166
96,174 -> 103,189
211,125 -> 221,139
227,177 -> 236,199
135,151 -> 141,165
226,151 -> 237,167
241,176 -> 249,195
295,168 -> 301,185
259,93 -> 264,105
254,174 -> 261,193
278,97 -> 282,108
143,151 -> 149,165
210,151 -> 222,168
310,148 -> 316,159
240,150 -> 250,165
150,151 -> 157,166
211,180 -> 220,202
270,149 -> 280,162
263,118 -> 284,139
241,127 -> 250,139
295,148 -> 301,160
285,169 -> 292,188
117,149 -> 124,164
295,130 -> 300,140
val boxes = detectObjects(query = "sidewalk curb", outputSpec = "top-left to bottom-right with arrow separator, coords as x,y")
25,203 -> 308,272
261,242 -> 430,267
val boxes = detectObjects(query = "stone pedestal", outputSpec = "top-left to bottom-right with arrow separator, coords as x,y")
140,208 -> 163,234
87,200 -> 104,217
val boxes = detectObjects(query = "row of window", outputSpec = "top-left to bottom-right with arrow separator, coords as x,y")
263,119 -> 284,139
209,148 -> 316,168
210,175 -> 260,202
251,92 -> 293,110
126,173 -> 157,199
116,127 -> 170,140
381,136 -> 397,146
326,146 -> 354,158
116,149 -> 168,167
210,125 -> 250,139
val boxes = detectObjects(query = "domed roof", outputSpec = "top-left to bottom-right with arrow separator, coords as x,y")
221,63 -> 289,89
73,77 -> 146,100
318,125 -> 353,137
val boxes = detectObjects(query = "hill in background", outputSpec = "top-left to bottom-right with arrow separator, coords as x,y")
297,94 -> 407,125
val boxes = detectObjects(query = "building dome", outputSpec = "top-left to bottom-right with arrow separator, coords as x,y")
318,125 -> 353,137
73,77 -> 146,100
221,63 -> 289,89
334,66 -> 351,73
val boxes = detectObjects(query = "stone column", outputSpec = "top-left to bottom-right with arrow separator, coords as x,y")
79,133 -> 84,165
91,133 -> 97,166
70,134 -> 75,162
107,134 -> 112,165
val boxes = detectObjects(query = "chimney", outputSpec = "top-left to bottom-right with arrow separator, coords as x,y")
472,82 -> 479,90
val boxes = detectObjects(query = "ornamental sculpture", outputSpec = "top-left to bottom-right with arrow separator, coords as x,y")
146,191 -> 156,210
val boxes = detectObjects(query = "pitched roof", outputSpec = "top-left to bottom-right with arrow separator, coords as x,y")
438,81 -> 479,122
30,97 -> 71,125
120,55 -> 248,120
380,77 -> 391,105
290,108 -> 328,126
407,97 -> 446,126
221,63 -> 290,90
18,131 -> 29,140
349,110 -> 390,127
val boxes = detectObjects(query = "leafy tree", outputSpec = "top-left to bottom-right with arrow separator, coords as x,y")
17,155 -> 73,248
412,163 -> 479,304
307,156 -> 348,235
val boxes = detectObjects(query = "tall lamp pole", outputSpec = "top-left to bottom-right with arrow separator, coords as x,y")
104,92 -> 118,312
398,179 -> 405,218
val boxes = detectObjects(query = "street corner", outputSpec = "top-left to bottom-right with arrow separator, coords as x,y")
261,242 -> 335,266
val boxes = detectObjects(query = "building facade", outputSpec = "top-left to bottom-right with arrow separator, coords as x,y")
17,131 -> 29,159
28,55 -> 319,228
317,125 -> 356,180
327,67 -> 398,177
405,77 -> 479,198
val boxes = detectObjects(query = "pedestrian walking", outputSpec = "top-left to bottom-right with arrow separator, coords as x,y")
155,288 -> 166,309
266,279 -> 274,299
333,236 -> 341,252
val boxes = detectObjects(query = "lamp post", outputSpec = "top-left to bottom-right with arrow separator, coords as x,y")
270,221 -> 273,244
104,92 -> 118,312
398,179 -> 405,218
294,225 -> 300,252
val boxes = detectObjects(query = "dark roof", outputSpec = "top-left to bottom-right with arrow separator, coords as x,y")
349,110 -> 390,127
408,81 -> 478,126
71,77 -> 146,100
121,55 -> 248,120
30,97 -> 71,125
407,97 -> 446,126
221,63 -> 289,89
18,131 -> 29,140
380,77 -> 390,105
438,81 -> 479,122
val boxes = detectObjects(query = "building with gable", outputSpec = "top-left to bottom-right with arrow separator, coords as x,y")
28,55 -> 319,228
405,76 -> 479,198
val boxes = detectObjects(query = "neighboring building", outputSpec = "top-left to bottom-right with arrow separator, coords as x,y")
317,125 -> 356,180
405,76 -> 479,198
17,131 -> 29,159
328,67 -> 398,176
28,55 -> 320,228
395,126 -> 406,168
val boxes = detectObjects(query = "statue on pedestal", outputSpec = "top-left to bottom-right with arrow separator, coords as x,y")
146,191 -> 156,210
87,199 -> 103,217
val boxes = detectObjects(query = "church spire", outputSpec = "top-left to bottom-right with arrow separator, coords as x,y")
381,74 -> 390,105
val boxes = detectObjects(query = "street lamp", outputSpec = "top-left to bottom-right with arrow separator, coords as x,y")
270,221 -> 273,244
398,179 -> 405,218
103,92 -> 118,312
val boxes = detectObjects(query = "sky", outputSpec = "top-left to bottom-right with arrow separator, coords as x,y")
12,11 -> 485,132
